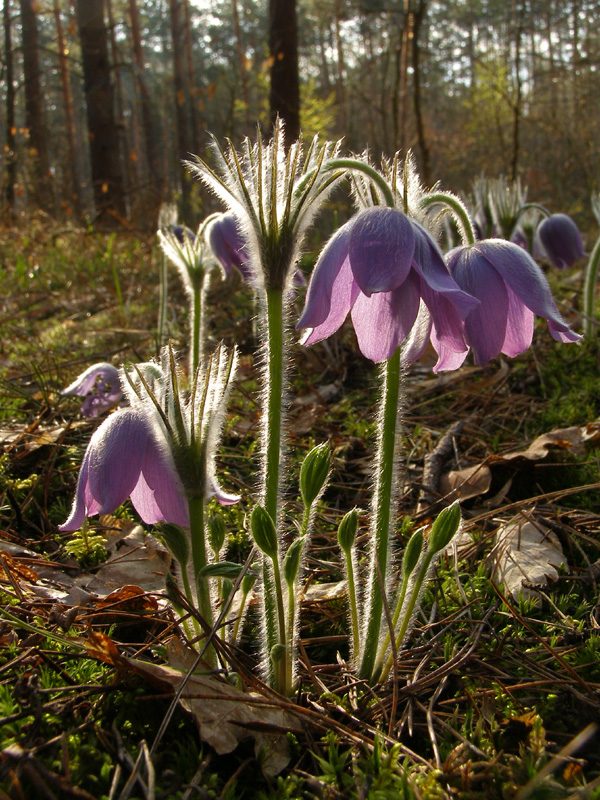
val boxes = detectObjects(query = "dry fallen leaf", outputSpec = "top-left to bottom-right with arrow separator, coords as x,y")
118,638 -> 303,776
498,425 -> 594,462
489,519 -> 566,599
440,464 -> 492,501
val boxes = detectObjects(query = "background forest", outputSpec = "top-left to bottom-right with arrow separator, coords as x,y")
2,0 -> 600,227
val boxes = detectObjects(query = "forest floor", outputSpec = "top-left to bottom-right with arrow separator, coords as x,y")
1,220 -> 600,800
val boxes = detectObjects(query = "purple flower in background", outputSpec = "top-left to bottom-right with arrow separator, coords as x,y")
444,239 -> 582,366
536,213 -> 585,269
297,206 -> 478,364
169,224 -> 196,245
62,363 -> 123,418
60,345 -> 239,532
207,213 -> 253,281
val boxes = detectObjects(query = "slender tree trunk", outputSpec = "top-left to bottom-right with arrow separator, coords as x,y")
182,0 -> 202,150
398,2 -> 411,153
412,0 -> 431,185
269,0 -> 300,145
333,0 -> 346,131
106,0 -> 131,216
510,0 -> 523,181
53,0 -> 82,216
231,0 -> 251,130
3,0 -> 16,218
169,0 -> 193,214
76,0 -> 126,223
20,0 -> 52,212
128,0 -> 165,216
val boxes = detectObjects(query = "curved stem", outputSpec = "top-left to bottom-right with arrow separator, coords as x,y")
583,234 -> 600,337
420,192 -> 476,246
188,495 -> 215,664
516,202 -> 551,222
358,347 -> 402,681
191,280 -> 205,376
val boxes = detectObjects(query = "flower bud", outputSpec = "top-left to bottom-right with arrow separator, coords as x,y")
300,443 -> 331,508
428,501 -> 461,554
283,538 -> 303,587
197,561 -> 243,580
208,513 -> 226,555
250,505 -> 278,559
402,528 -> 423,578
242,572 -> 257,595
270,643 -> 286,665
337,508 -> 359,554
158,523 -> 189,567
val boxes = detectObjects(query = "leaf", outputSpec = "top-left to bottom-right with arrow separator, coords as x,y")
497,424 -> 598,462
120,638 -> 303,776
489,519 -> 566,599
440,464 -> 492,501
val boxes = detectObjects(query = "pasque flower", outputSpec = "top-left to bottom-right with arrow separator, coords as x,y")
297,206 -> 478,364
536,213 -> 585,269
62,363 -> 123,418
60,345 -> 239,532
442,239 -> 582,366
206,213 -> 252,281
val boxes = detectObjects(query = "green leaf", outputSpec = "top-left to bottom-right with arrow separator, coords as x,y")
197,561 -> 244,580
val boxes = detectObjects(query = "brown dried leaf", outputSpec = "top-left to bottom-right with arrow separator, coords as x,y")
0,552 -> 38,584
84,629 -> 121,665
122,641 -> 303,776
440,464 -> 492,501
498,425 -> 590,462
489,519 -> 565,599
96,585 -> 159,613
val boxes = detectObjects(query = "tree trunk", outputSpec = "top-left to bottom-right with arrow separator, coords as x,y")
412,0 -> 431,185
3,0 -> 16,218
53,0 -> 82,216
128,0 -> 166,217
232,0 -> 251,131
182,0 -> 202,151
269,0 -> 300,145
76,0 -> 126,223
169,0 -> 193,215
20,0 -> 52,212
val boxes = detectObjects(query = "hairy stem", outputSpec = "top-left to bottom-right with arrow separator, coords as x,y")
583,234 -> 600,337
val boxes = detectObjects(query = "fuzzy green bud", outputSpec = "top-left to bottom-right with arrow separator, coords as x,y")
402,528 -> 424,578
428,501 -> 461,554
158,523 -> 189,567
270,643 -> 286,665
250,505 -> 278,559
221,578 -> 233,604
242,572 -> 258,595
300,443 -> 331,508
208,513 -> 226,555
283,538 -> 303,587
337,508 -> 359,554
197,561 -> 243,580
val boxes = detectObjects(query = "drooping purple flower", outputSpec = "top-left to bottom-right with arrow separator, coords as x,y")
206,213 -> 253,281
443,239 -> 582,366
62,363 -> 123,418
297,206 -> 479,365
536,213 -> 585,269
60,345 -> 240,532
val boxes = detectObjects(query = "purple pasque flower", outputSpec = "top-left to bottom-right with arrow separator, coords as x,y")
536,213 -> 585,269
60,345 -> 239,532
297,206 -> 479,364
444,239 -> 582,366
62,363 -> 123,418
206,213 -> 253,281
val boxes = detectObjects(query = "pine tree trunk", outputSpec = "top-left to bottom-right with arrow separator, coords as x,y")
3,0 -> 16,218
53,0 -> 82,216
76,0 -> 126,224
269,0 -> 300,145
20,0 -> 52,212
169,0 -> 193,215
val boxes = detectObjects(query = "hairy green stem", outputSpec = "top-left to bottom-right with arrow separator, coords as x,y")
420,192 -> 476,246
344,549 -> 360,662
583,234 -> 600,337
358,347 -> 402,681
191,280 -> 205,376
188,495 -> 215,664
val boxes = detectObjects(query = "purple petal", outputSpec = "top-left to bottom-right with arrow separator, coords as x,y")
208,213 -> 251,279
430,326 -> 469,372
350,273 -> 421,362
411,224 -> 479,317
60,449 -> 96,531
401,302 -> 432,367
298,224 -> 358,343
87,409 -> 150,515
208,475 -> 241,506
130,435 -> 189,526
348,207 -> 414,296
449,245 -> 509,365
62,363 -> 119,397
474,240 -> 581,341
502,286 -> 535,356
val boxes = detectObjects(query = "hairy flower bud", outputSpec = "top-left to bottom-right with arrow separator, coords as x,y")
300,443 -> 331,508
337,508 -> 359,554
250,505 -> 278,559
283,538 -> 303,587
402,528 -> 424,578
428,501 -> 461,554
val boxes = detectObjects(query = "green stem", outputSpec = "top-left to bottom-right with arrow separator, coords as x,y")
379,553 -> 433,683
358,347 -> 402,681
420,192 -> 476,246
180,565 -> 201,639
371,570 -> 411,683
158,252 -> 168,349
344,549 -> 360,662
515,202 -> 551,222
583,234 -> 600,338
188,495 -> 215,664
191,279 -> 205,376
271,554 -> 290,694
261,287 -> 285,676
